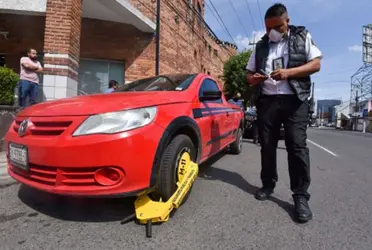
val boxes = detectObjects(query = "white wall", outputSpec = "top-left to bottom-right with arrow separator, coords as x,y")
0,0 -> 46,14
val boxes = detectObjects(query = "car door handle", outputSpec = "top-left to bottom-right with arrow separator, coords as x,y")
226,112 -> 230,116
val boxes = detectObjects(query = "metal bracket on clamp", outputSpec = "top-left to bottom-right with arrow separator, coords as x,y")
120,161 -> 199,238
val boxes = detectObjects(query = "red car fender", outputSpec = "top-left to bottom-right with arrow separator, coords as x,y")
149,114 -> 202,188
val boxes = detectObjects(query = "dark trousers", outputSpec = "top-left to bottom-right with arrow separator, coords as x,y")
252,120 -> 259,142
18,80 -> 38,108
257,95 -> 311,200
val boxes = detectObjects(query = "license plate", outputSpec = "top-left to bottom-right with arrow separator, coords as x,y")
9,143 -> 29,171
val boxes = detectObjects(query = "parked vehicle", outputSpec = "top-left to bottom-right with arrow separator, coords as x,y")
243,110 -> 259,143
4,73 -> 244,201
243,109 -> 284,142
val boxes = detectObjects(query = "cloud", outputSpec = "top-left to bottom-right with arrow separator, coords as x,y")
235,30 -> 266,51
348,45 -> 363,53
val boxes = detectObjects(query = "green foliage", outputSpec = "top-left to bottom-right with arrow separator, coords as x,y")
222,50 -> 253,106
0,67 -> 19,105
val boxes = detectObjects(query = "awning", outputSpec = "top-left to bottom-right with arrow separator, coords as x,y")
83,0 -> 156,33
0,0 -> 156,33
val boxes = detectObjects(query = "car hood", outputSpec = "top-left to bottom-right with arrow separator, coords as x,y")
18,92 -> 190,117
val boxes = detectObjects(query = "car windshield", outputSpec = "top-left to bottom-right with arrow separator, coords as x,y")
116,74 -> 197,92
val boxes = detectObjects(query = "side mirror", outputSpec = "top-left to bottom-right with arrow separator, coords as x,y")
200,90 -> 222,101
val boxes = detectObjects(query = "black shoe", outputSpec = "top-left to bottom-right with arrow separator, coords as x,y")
294,197 -> 313,223
254,187 -> 273,201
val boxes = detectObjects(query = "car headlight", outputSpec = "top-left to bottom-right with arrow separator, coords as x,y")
73,106 -> 157,136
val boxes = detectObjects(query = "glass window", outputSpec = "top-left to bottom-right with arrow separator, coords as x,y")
116,74 -> 196,92
0,55 -> 5,67
199,79 -> 222,103
78,59 -> 124,95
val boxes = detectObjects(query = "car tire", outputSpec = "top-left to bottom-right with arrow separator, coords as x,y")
153,134 -> 197,202
229,127 -> 243,155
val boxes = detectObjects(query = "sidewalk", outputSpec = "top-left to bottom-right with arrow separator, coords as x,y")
0,151 -> 10,181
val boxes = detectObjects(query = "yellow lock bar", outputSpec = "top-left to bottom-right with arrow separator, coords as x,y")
134,161 -> 199,225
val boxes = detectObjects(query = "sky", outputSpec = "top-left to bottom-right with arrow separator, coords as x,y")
203,0 -> 372,103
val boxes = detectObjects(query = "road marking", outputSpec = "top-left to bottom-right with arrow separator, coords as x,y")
307,139 -> 338,157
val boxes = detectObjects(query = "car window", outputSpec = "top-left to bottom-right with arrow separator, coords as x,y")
116,74 -> 197,92
199,79 -> 222,103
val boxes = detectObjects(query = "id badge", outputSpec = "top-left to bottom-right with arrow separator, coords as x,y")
272,57 -> 284,71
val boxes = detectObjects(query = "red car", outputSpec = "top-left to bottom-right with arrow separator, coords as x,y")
5,73 -> 244,200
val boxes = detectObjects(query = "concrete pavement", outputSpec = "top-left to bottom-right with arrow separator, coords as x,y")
0,151 -> 11,182
1,128 -> 372,249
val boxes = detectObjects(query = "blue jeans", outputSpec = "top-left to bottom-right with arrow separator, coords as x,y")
18,80 -> 38,107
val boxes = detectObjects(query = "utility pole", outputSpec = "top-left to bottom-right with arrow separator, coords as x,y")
355,91 -> 359,131
155,0 -> 160,76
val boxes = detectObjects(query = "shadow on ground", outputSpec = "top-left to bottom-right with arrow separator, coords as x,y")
17,147 -> 296,223
18,185 -> 136,222
198,151 -> 297,222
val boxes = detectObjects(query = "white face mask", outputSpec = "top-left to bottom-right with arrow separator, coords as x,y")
268,29 -> 283,43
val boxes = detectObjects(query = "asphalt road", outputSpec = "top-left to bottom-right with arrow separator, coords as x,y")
1,128 -> 372,250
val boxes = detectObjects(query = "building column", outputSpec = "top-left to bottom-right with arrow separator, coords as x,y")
42,0 -> 83,101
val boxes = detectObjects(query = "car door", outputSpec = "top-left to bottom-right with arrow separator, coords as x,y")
196,78 -> 226,159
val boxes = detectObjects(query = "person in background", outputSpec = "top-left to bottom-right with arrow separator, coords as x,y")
19,48 -> 43,107
228,92 -> 244,110
104,80 -> 119,93
245,3 -> 322,223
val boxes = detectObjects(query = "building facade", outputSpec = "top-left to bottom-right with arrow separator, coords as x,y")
350,99 -> 372,132
316,99 -> 342,123
0,0 -> 236,101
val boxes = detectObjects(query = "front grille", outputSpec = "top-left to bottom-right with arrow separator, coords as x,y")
13,118 -> 72,136
60,167 -> 98,186
11,164 -> 100,187
12,164 -> 57,186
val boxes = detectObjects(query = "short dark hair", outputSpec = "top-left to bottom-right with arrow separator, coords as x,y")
27,48 -> 36,53
265,3 -> 287,19
109,80 -> 118,88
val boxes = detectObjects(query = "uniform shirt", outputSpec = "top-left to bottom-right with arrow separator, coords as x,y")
246,30 -> 322,95
104,88 -> 115,93
20,57 -> 42,84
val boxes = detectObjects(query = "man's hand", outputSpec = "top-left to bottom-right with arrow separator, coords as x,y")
247,73 -> 268,86
35,66 -> 43,73
270,69 -> 291,81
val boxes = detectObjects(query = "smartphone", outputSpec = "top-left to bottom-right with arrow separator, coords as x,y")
260,69 -> 270,77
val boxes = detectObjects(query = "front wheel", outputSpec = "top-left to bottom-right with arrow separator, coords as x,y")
153,134 -> 197,202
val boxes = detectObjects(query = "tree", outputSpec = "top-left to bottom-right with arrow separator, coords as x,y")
222,50 -> 253,107
0,67 -> 19,106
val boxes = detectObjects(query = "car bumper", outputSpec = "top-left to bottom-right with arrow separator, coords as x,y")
5,117 -> 164,197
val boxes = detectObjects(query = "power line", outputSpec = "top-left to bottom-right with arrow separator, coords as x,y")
206,0 -> 237,46
128,0 -> 230,73
203,4 -> 235,57
312,68 -> 359,77
315,80 -> 349,84
178,0 -> 236,57
256,0 -> 265,30
244,0 -> 257,32
204,1 -> 224,30
228,0 -> 250,38
161,0 -> 230,70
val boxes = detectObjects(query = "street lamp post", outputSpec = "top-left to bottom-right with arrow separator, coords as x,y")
155,0 -> 160,76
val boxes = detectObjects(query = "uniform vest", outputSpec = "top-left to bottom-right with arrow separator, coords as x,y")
251,25 -> 312,104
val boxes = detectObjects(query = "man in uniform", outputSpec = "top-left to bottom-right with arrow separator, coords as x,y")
246,3 -> 322,223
